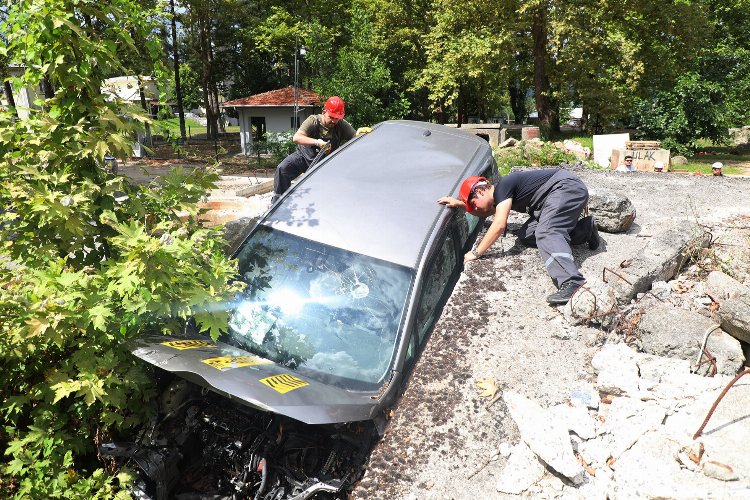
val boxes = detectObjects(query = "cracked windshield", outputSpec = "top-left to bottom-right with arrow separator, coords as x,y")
228,225 -> 414,387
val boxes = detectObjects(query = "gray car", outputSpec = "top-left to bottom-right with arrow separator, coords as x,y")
116,120 -> 498,499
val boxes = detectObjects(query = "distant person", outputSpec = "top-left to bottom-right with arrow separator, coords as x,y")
653,161 -> 665,172
272,96 -> 356,203
437,169 -> 600,305
711,162 -> 723,176
616,155 -> 635,172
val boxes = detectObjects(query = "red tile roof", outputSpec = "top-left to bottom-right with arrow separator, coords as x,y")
223,86 -> 322,107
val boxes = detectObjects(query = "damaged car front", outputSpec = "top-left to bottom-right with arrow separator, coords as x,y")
103,120 -> 497,499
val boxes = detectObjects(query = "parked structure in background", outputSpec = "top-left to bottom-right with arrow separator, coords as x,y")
223,87 -> 322,155
0,64 -> 43,119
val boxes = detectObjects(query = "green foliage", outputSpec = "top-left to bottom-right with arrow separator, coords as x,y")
312,1 -> 409,126
493,142 -> 580,175
632,73 -> 730,155
256,131 -> 297,163
0,1 -> 242,496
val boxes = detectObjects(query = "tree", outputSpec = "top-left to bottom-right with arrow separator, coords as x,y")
311,0 -> 409,126
170,0 -> 187,141
0,1 -> 240,496
415,0 -> 512,124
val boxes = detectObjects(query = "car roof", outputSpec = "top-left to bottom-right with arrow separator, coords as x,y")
262,120 -> 491,269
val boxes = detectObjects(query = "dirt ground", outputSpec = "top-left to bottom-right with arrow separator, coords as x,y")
353,168 -> 750,499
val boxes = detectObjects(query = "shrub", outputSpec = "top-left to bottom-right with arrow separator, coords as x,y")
494,142 -> 581,175
0,1 -> 241,497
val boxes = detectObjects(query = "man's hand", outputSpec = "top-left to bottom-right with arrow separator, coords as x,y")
437,196 -> 466,209
464,250 -> 479,263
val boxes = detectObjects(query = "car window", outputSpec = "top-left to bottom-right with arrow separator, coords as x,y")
415,229 -> 458,344
228,225 -> 414,388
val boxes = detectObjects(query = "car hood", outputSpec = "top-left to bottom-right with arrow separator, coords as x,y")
130,334 -> 382,425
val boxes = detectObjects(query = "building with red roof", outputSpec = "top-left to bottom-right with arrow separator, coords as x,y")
223,86 -> 323,154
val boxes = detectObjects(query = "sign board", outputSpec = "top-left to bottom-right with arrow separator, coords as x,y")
611,149 -> 671,172
593,133 -> 630,167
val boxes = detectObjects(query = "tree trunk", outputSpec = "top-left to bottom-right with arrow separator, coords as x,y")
170,0 -> 187,142
198,13 -> 218,139
508,79 -> 526,124
137,77 -> 152,146
531,6 -> 558,139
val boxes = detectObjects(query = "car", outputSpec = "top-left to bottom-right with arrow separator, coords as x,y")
107,120 -> 498,499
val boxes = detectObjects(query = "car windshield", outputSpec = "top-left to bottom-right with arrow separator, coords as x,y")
226,225 -> 414,388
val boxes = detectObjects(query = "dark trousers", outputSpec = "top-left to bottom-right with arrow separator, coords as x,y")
516,172 -> 591,288
273,150 -> 310,196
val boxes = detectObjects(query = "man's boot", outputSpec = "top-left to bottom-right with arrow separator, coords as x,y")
546,280 -> 583,305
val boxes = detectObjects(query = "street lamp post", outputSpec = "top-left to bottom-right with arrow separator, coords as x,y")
293,35 -> 306,128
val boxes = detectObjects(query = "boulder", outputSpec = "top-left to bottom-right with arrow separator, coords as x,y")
671,155 -> 688,166
498,137 -> 518,148
638,303 -> 744,376
588,189 -> 636,233
716,294 -> 750,344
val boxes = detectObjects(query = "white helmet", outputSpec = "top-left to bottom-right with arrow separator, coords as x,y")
711,162 -> 723,170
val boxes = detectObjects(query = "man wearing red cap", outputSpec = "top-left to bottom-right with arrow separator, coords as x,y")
437,169 -> 600,305
272,96 -> 356,202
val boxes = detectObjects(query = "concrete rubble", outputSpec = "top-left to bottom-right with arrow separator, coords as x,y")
350,167 -> 750,499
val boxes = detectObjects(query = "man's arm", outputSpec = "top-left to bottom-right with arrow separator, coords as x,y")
293,116 -> 327,147
464,198 -> 512,263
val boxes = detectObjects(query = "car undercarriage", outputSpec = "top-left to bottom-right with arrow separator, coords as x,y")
101,373 -> 377,500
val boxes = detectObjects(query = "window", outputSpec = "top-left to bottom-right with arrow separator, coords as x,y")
415,229 -> 458,345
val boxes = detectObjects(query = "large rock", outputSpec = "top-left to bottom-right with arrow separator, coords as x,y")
638,304 -> 744,376
565,280 -> 618,327
717,294 -> 750,344
588,189 -> 636,233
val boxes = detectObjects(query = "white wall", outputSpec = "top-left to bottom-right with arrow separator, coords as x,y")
235,106 -> 315,154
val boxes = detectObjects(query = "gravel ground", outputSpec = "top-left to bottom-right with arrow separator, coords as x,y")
352,168 -> 750,499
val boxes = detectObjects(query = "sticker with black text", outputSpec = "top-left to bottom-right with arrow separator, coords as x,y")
260,373 -> 310,394
201,355 -> 272,371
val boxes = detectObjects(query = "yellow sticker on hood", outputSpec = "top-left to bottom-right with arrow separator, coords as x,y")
162,340 -> 215,350
201,355 -> 272,371
260,374 -> 310,394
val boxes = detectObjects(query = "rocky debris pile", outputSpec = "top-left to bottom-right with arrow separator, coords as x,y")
496,343 -> 750,498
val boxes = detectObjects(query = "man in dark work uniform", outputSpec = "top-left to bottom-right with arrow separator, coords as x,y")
437,169 -> 600,305
272,96 -> 356,203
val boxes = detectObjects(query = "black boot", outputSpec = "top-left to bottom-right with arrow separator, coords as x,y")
588,219 -> 600,250
546,280 -> 583,305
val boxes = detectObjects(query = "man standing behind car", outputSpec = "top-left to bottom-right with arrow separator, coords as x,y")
437,169 -> 600,305
272,96 -> 356,203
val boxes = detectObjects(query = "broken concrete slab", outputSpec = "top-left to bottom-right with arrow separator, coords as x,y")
548,403 -> 597,440
565,280 -> 618,326
706,270 -> 749,300
716,294 -> 750,344
497,137 -> 518,148
591,343 -> 641,397
638,303 -> 745,376
504,391 -> 585,482
601,397 -> 666,459
494,441 -> 545,494
588,189 -> 636,233
610,431 -> 740,499
607,221 -> 711,302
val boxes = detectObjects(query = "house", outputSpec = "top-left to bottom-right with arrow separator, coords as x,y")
222,86 -> 322,155
1,65 -> 44,120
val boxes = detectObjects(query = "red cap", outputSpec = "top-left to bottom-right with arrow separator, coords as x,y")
324,96 -> 345,119
459,176 -> 489,214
